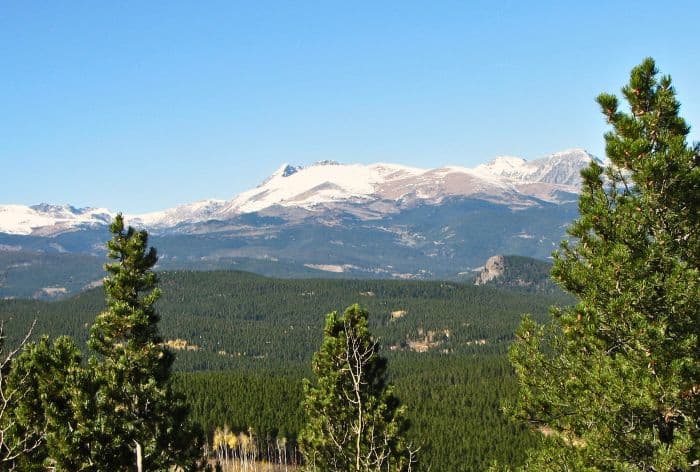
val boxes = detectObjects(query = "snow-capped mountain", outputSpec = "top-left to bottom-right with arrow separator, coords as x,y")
131,148 -> 596,230
0,148 -> 596,236
475,149 -> 594,186
132,199 -> 226,229
0,148 -> 598,296
0,204 -> 113,236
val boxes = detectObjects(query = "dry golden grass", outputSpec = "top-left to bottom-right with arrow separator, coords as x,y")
209,460 -> 299,471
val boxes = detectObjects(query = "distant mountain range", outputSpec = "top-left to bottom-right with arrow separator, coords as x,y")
0,149 -> 596,298
1,148 -> 593,236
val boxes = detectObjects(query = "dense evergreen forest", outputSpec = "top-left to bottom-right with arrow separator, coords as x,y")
0,270 -> 567,470
173,354 -> 543,470
0,270 -> 569,368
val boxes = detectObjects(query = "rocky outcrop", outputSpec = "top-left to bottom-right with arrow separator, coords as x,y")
474,255 -> 506,285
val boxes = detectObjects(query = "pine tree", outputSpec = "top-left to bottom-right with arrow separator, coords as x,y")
87,214 -> 201,470
509,59 -> 699,470
299,304 -> 417,472
6,335 -> 98,470
0,321 -> 50,470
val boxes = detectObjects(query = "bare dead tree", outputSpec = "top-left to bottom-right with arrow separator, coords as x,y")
301,305 -> 418,472
343,317 -> 419,472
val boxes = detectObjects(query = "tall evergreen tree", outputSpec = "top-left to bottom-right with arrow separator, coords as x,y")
88,214 -> 201,470
299,304 -> 417,472
509,59 -> 699,470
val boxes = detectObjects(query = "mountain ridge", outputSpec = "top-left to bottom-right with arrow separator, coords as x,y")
0,149 -> 592,296
0,148 -> 597,236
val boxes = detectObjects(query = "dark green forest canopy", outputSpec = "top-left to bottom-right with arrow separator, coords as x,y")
0,270 -> 569,371
173,353 -> 543,471
0,270 -> 568,470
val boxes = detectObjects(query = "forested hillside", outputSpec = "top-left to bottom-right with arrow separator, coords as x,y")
0,270 -> 568,370
174,354 -> 543,470
474,255 -> 557,293
0,270 -> 568,470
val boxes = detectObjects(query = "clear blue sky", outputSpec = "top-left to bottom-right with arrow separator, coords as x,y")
2,1 -> 699,213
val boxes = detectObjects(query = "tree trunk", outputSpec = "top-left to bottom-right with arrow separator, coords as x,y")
135,441 -> 143,472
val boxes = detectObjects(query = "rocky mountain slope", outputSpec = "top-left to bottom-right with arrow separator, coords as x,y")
0,149 -> 595,297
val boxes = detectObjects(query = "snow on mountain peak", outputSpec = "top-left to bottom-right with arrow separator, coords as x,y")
129,198 -> 226,228
0,204 -> 113,235
220,150 -> 593,218
525,148 -> 597,186
275,163 -> 302,178
30,203 -> 79,214
263,164 -> 303,185
282,165 -> 300,177
548,148 -> 592,159
224,162 -> 385,215
311,160 -> 341,167
486,156 -> 527,169
0,148 -> 599,235
475,148 -> 597,186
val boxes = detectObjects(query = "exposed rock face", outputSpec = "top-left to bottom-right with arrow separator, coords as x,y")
474,255 -> 506,285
